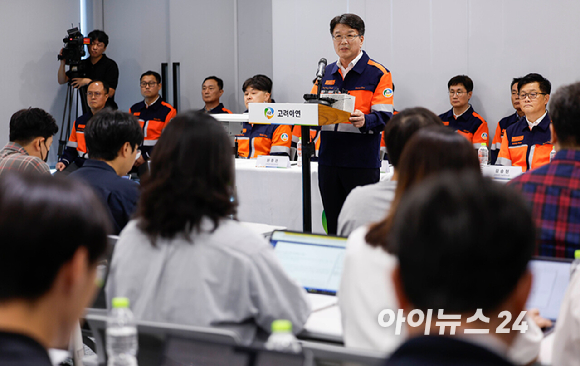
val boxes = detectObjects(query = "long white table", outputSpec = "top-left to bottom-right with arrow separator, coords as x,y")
235,159 -> 326,234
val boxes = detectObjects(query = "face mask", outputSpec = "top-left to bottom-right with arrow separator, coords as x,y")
41,140 -> 49,163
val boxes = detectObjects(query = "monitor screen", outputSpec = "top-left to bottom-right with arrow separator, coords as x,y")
526,257 -> 572,321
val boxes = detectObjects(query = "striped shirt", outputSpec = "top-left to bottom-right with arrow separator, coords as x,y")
0,142 -> 50,176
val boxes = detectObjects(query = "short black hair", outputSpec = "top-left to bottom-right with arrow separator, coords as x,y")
138,111 -> 236,240
384,107 -> 442,168
203,76 -> 224,90
242,74 -> 272,94
448,75 -> 473,93
549,81 -> 580,147
141,70 -> 161,84
9,108 -> 58,144
85,109 -> 144,161
518,73 -> 551,95
88,30 -> 109,47
0,172 -> 111,301
390,172 -> 535,313
330,13 -> 365,36
511,77 -> 522,88
87,80 -> 110,95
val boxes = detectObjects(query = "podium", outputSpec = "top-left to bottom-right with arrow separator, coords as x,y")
213,103 -> 350,232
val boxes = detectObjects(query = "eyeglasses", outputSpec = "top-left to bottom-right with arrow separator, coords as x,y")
87,91 -> 103,97
519,92 -> 547,100
140,81 -> 158,88
332,34 -> 361,42
449,91 -> 467,96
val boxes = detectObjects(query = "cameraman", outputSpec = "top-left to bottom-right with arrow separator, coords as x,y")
58,30 -> 119,110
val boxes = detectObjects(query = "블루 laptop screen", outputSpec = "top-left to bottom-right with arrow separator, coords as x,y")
526,256 -> 573,322
270,230 -> 347,295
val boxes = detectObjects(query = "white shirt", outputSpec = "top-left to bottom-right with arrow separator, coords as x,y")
526,111 -> 547,129
552,269 -> 580,366
338,51 -> 364,79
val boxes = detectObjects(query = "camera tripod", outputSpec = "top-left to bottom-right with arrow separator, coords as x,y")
57,83 -> 88,160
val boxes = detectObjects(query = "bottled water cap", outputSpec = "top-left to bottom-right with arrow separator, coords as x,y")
575,250 -> 580,259
112,297 -> 130,309
271,319 -> 292,333
480,143 -> 487,147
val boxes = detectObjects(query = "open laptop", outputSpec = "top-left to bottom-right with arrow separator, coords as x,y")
526,256 -> 573,327
270,230 -> 347,311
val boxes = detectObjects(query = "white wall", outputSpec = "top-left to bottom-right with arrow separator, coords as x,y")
0,0 -> 80,166
273,0 -> 580,141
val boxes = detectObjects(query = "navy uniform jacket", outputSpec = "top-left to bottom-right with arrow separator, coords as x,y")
60,111 -> 93,168
129,98 -> 176,160
199,103 -> 232,114
69,159 -> 139,234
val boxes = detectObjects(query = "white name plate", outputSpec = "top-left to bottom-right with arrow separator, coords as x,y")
248,103 -> 319,126
255,155 -> 290,168
481,165 -> 523,182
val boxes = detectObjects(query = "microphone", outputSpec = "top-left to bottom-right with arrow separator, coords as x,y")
316,58 -> 327,79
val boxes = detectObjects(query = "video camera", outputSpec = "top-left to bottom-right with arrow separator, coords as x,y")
58,27 -> 89,79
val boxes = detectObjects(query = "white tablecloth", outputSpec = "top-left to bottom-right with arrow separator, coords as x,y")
235,159 -> 326,234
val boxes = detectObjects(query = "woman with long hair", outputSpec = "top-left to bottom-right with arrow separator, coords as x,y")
339,125 -> 480,353
106,111 -> 310,344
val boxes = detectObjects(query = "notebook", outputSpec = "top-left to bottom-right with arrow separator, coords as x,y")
270,230 -> 347,311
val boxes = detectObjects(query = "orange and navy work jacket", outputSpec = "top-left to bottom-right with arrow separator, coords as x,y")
199,103 -> 232,114
496,112 -> 552,172
237,122 -> 292,159
129,98 -> 176,160
312,50 -> 393,169
60,111 -> 93,168
292,125 -> 321,158
490,112 -> 523,164
438,106 -> 489,149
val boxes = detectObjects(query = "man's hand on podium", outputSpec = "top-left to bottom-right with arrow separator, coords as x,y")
349,109 -> 366,128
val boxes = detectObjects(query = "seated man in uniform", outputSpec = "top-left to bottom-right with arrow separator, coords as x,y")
200,76 -> 232,114
57,80 -> 109,173
236,74 -> 291,158
129,71 -> 177,170
0,108 -> 58,176
58,29 -> 119,111
69,110 -> 143,234
497,73 -> 552,172
490,77 -> 525,164
0,172 -> 110,364
439,75 -> 489,150
385,172 -> 534,366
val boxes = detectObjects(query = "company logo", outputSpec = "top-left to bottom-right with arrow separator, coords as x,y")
383,88 -> 394,98
325,80 -> 336,85
264,107 -> 274,119
280,133 -> 289,142
482,132 -> 488,140
512,135 -> 524,142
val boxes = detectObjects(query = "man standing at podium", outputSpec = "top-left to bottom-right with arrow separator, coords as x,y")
314,13 -> 394,235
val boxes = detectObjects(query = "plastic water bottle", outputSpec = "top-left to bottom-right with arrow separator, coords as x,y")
265,319 -> 301,353
107,297 -> 138,366
550,146 -> 557,162
297,138 -> 302,167
478,143 -> 488,166
571,250 -> 580,279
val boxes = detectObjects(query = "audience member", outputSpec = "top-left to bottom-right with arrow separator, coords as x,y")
0,108 -> 58,176
200,76 -> 232,114
316,13 -> 394,235
106,111 -> 310,344
236,74 -> 292,158
129,71 -> 176,172
0,172 -> 110,364
384,172 -> 535,366
490,78 -> 525,164
58,29 -> 119,111
497,73 -> 553,171
509,81 -> 580,258
57,80 -> 109,173
69,110 -> 143,235
439,75 -> 489,149
337,107 -> 442,237
339,126 -> 480,354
